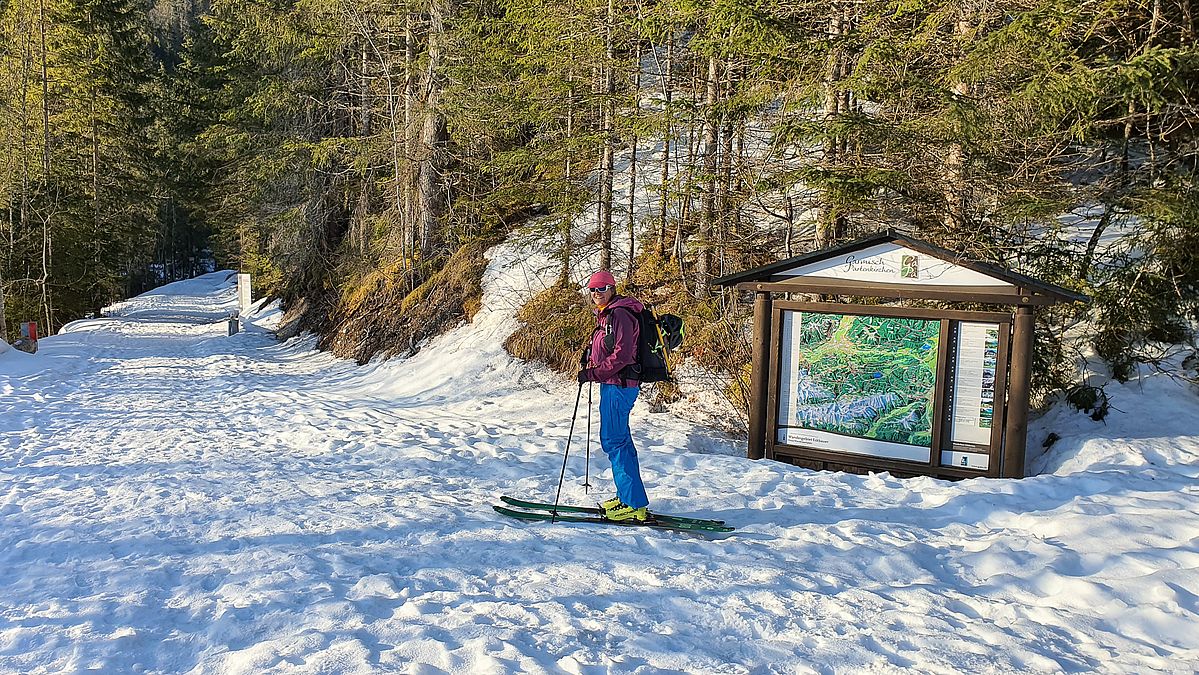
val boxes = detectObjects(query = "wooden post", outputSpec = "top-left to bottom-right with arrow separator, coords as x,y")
748,291 -> 772,459
1002,306 -> 1035,478
238,273 -> 252,313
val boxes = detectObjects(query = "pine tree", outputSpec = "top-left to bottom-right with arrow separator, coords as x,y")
0,0 -> 160,333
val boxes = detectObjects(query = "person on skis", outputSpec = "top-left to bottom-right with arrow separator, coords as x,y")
576,270 -> 650,523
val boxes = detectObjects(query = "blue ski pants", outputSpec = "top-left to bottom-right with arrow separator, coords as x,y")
599,383 -> 648,509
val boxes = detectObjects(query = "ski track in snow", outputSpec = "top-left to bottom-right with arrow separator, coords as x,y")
1,260 -> 1198,674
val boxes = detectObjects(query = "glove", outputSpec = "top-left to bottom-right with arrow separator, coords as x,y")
579,347 -> 591,367
577,369 -> 592,383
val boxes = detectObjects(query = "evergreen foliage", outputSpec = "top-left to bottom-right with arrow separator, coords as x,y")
0,0 -> 1194,412
1,0 -> 162,334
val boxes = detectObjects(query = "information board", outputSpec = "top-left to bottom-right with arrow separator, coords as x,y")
941,322 -> 1001,471
776,310 -> 940,463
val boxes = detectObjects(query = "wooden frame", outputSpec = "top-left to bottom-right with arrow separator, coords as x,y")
765,301 -> 1014,480
718,230 -> 1088,481
715,229 -> 1089,306
934,318 -> 1013,479
735,280 -> 1057,306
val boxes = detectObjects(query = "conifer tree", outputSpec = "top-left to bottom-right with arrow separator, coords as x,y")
1,0 -> 160,332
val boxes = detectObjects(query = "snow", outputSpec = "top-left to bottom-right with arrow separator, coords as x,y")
2,261 -> 1199,674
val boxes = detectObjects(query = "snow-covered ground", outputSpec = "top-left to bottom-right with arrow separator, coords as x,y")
2,259 -> 1198,674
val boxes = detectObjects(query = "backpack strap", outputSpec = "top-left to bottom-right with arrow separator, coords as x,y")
608,305 -> 643,387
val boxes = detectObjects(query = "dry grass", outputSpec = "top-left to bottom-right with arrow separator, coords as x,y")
504,283 -> 593,373
317,241 -> 494,364
626,250 -> 754,417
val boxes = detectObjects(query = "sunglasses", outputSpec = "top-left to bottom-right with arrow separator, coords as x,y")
588,285 -> 614,293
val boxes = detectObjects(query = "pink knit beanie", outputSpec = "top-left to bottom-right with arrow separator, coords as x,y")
587,270 -> 616,288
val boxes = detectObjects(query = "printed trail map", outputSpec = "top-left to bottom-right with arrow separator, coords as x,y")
791,313 -> 940,447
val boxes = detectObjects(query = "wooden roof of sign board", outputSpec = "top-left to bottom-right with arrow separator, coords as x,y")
711,229 -> 1089,306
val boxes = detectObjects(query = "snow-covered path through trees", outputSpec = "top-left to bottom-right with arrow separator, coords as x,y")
1,263 -> 1197,674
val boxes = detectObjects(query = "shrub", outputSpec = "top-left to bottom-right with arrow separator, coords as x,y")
504,283 -> 593,373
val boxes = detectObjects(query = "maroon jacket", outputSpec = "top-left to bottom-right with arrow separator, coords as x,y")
584,295 -> 644,386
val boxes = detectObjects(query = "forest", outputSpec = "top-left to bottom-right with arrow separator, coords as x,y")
1,0 -> 1196,407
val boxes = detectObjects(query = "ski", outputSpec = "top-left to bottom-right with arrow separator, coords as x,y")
500,495 -> 726,527
493,496 -> 728,534
492,505 -> 734,533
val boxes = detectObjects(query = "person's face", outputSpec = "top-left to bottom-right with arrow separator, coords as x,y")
589,284 -> 615,306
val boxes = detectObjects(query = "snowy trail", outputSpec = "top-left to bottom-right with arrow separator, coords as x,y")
1,266 -> 1198,674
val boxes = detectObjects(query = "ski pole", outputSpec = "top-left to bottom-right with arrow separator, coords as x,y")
551,380 -> 586,522
583,382 -> 593,494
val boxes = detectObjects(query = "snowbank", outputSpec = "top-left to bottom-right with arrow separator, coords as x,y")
0,266 -> 1196,673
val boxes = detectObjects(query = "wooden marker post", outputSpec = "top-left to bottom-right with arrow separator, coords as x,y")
1002,305 -> 1036,478
748,291 -> 772,460
237,273 -> 252,314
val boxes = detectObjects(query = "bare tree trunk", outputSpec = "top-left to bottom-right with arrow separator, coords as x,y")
718,121 -> 734,278
733,114 -> 747,268
0,270 -> 6,341
1145,0 -> 1163,179
416,1 -> 452,259
676,58 -> 699,268
355,31 -> 372,256
403,11 -> 417,267
39,0 -> 52,332
92,99 -> 102,315
4,6 -> 34,341
817,5 -> 849,248
695,54 -> 719,298
1183,0 -> 1194,43
941,3 -> 976,234
626,43 -> 641,280
379,16 -> 404,263
784,195 -> 795,258
599,130 -> 613,271
716,57 -> 737,278
598,0 -> 615,272
1078,208 -> 1113,280
359,37 -> 371,137
674,130 -> 690,265
18,4 -> 33,247
561,82 -> 575,285
656,39 -> 672,259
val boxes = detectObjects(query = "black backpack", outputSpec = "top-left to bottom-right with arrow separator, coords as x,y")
610,306 -> 684,384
